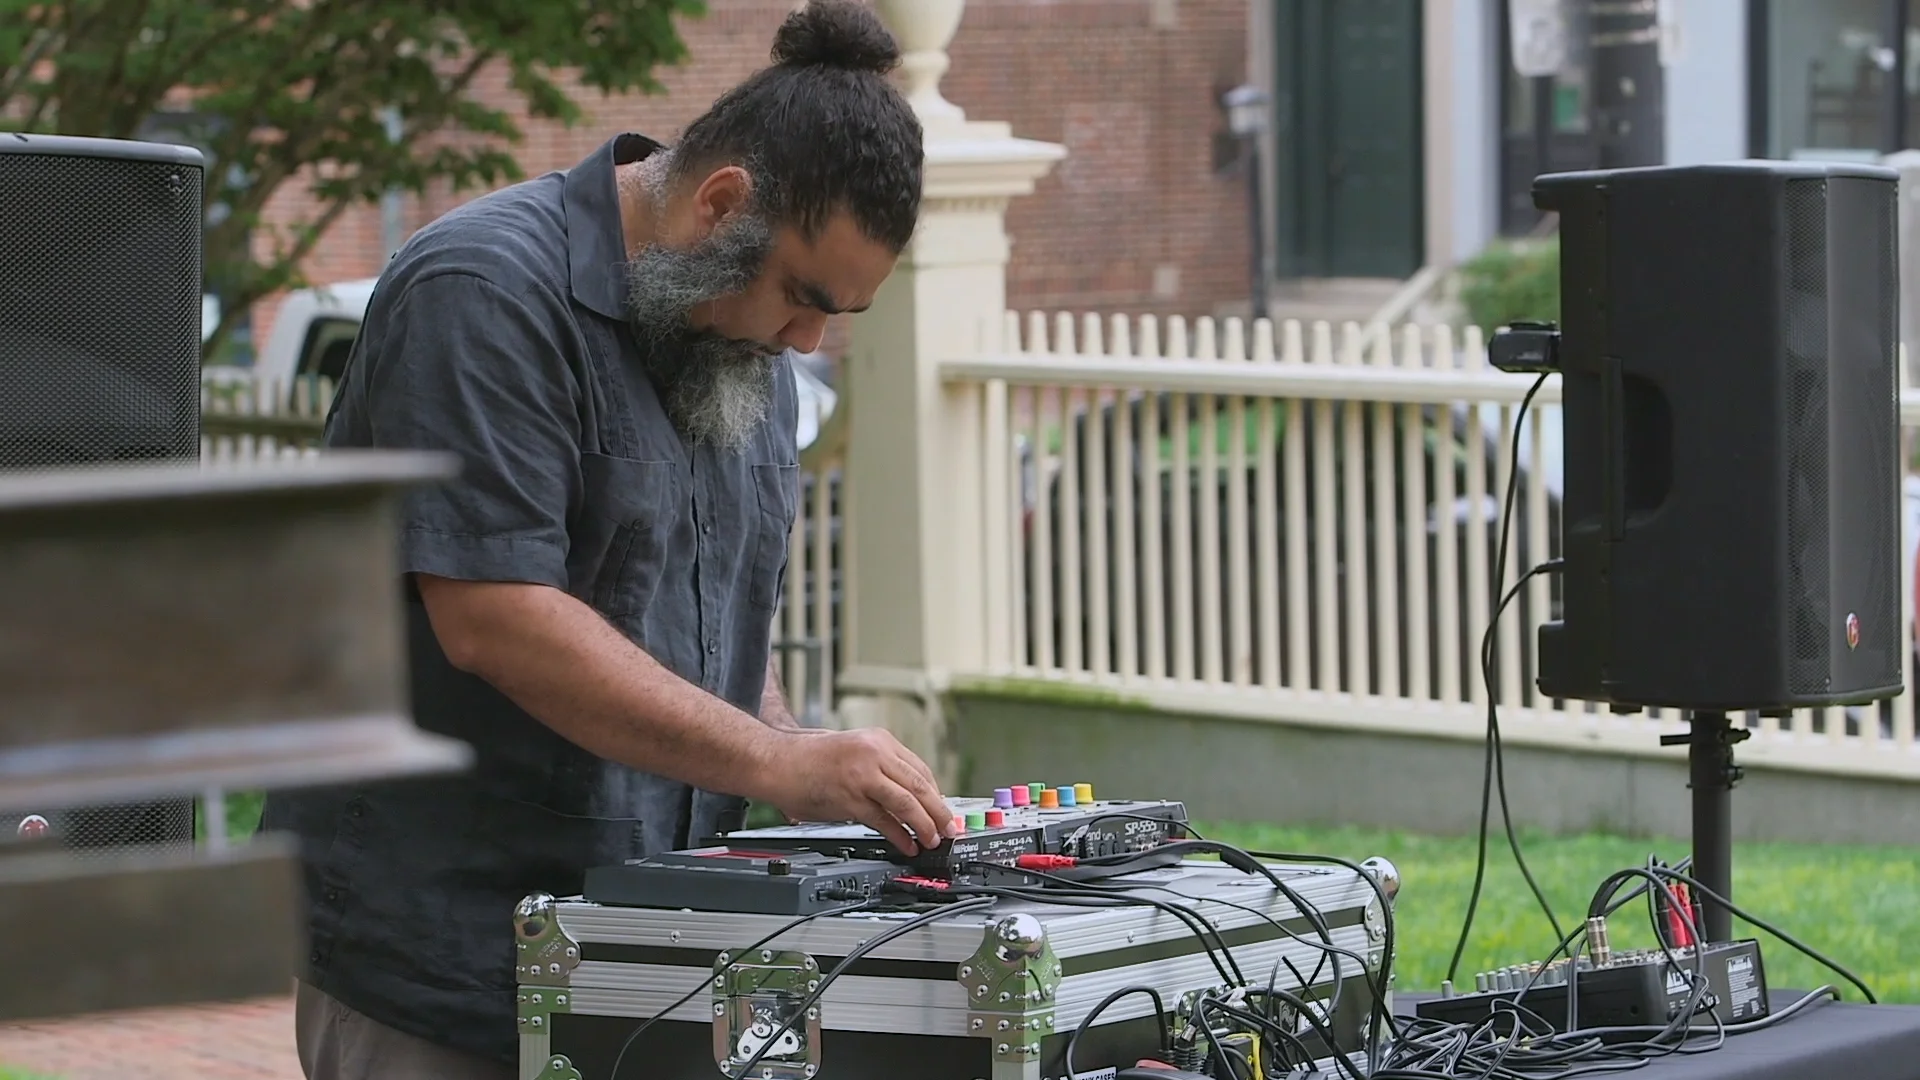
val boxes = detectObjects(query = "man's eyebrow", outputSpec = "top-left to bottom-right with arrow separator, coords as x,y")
795,279 -> 870,315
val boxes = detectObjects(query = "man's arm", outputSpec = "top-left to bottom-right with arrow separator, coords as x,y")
762,657 -> 800,730
420,578 -> 945,850
423,578 -> 777,794
365,272 -> 951,853
760,655 -> 829,732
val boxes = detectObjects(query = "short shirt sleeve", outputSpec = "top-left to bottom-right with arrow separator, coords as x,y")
350,271 -> 581,589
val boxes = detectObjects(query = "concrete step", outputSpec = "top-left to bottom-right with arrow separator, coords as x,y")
1212,277 -> 1409,329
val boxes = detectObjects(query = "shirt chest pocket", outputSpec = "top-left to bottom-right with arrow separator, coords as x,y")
575,452 -> 678,619
747,462 -> 800,613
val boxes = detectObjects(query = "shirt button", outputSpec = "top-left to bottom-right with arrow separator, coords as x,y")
702,523 -> 712,535
708,641 -> 719,654
310,950 -> 322,964
325,888 -> 341,903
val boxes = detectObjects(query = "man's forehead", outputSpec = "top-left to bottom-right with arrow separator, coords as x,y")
788,274 -> 870,315
773,226 -> 886,313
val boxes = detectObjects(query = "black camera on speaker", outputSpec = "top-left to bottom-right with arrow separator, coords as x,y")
1493,161 -> 1905,714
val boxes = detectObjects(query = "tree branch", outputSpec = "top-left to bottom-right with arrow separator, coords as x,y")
0,6 -> 62,105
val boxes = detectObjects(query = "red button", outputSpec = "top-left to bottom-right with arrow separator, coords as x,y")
985,809 -> 1005,828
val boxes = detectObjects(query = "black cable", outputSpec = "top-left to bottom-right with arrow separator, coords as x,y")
1446,370 -> 1569,987
731,896 -> 999,1078
1080,810 -> 1210,841
1199,994 -> 1328,1079
945,877 -> 1247,987
1386,856 -> 1854,1079
1065,985 -> 1170,1079
1246,847 -> 1405,1068
971,844 -> 1390,1074
1080,839 -> 1346,988
606,898 -> 881,1079
1046,843 -> 1380,1043
987,857 -> 1371,1032
1643,865 -> 1877,1003
1219,986 -> 1368,1080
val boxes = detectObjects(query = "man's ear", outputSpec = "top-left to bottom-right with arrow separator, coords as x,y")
689,165 -> 754,234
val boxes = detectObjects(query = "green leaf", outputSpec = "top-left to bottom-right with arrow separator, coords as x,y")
0,0 -> 709,362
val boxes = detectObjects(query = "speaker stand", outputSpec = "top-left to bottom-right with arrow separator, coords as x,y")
1659,711 -> 1746,943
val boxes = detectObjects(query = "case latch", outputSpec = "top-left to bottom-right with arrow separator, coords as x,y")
712,948 -> 823,1079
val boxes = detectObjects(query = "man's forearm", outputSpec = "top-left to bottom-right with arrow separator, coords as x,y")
418,577 -> 788,800
761,657 -> 804,730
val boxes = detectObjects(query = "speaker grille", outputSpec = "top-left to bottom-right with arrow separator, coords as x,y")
1834,175 -> 1904,692
1783,179 -> 1830,695
0,142 -> 205,850
0,151 -> 202,467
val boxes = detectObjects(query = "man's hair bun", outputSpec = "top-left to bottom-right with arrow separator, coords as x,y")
771,0 -> 903,75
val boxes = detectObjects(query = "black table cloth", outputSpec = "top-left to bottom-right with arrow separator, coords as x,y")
1391,991 -> 1920,1080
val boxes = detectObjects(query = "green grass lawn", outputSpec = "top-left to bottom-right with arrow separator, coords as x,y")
1205,822 -> 1918,1004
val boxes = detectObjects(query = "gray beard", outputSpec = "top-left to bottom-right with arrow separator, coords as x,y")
625,212 -> 780,453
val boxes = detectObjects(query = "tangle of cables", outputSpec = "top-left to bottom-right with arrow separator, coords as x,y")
596,820 -> 1864,1079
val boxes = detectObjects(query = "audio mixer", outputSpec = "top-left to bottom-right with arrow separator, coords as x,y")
578,785 -> 1190,914
711,784 -> 1189,878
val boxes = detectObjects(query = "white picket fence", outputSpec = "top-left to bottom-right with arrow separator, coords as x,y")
201,312 -> 1920,786
938,312 -> 1920,782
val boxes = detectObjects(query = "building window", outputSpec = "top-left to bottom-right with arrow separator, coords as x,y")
1498,1 -> 1598,235
1762,0 -> 1920,159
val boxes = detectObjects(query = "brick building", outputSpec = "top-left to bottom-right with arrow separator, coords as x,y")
252,0 -> 1254,356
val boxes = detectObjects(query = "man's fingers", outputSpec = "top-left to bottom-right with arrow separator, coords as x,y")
861,804 -> 921,857
892,745 -> 939,792
871,782 -> 944,853
881,756 -> 954,841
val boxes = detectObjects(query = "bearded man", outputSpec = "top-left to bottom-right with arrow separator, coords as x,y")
259,4 -> 954,1077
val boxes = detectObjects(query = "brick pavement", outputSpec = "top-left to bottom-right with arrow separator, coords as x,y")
0,996 -> 300,1079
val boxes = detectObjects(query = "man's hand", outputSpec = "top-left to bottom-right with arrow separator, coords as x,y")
416,576 -> 949,852
754,727 -> 954,855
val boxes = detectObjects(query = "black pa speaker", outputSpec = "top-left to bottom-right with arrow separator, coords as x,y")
0,133 -> 207,849
0,133 -> 204,465
1525,161 -> 1903,713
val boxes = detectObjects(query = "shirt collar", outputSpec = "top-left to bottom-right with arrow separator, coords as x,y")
563,133 -> 664,321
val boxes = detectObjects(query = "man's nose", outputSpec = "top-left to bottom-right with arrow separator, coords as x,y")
779,312 -> 828,355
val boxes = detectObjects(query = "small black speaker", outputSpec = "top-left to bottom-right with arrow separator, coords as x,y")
0,133 -> 204,466
1529,160 -> 1903,712
0,133 -> 207,849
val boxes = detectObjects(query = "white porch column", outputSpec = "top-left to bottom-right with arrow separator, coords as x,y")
835,0 -> 1064,778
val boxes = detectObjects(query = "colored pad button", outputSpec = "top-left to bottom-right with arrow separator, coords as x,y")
993,787 -> 1016,809
985,809 -> 1005,828
952,814 -> 966,835
1028,783 -> 1048,804
1056,786 -> 1077,807
1009,785 -> 1031,806
1038,788 -> 1060,808
1074,783 -> 1094,804
965,811 -> 987,831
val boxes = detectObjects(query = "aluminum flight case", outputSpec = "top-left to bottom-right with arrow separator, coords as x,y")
515,856 -> 1399,1080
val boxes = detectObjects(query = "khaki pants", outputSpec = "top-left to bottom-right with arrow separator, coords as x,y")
295,981 -> 516,1080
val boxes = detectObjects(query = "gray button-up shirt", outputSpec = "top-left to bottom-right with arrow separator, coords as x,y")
260,133 -> 799,1065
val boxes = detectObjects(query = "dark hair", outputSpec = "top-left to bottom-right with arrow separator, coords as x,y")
670,0 -> 923,252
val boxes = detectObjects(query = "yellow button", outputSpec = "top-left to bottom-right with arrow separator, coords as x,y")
1074,783 -> 1094,804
